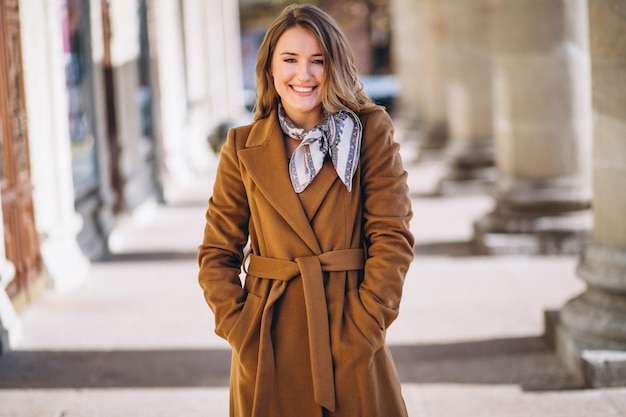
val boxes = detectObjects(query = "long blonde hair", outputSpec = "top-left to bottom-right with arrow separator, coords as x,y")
253,3 -> 378,121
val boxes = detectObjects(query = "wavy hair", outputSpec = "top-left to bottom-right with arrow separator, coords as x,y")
253,3 -> 378,121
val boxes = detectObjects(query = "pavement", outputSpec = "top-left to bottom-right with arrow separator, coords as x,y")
1,139 -> 625,417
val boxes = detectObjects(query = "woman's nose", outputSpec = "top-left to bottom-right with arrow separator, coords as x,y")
296,62 -> 312,81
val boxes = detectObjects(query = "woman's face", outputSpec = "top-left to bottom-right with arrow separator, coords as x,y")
271,26 -> 325,130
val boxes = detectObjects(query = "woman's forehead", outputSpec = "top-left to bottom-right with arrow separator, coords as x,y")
275,26 -> 322,54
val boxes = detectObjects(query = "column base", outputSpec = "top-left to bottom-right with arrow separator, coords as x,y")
473,208 -> 592,255
40,214 -> 90,292
393,117 -> 423,165
546,244 -> 626,385
438,167 -> 496,195
75,193 -> 114,261
419,121 -> 448,151
472,175 -> 592,255
437,139 -> 496,195
0,259 -> 21,354
545,310 -> 626,387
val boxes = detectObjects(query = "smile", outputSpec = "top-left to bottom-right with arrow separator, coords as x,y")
292,86 -> 314,93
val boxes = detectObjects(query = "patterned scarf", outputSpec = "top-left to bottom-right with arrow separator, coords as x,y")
278,104 -> 362,193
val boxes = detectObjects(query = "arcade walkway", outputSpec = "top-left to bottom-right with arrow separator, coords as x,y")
1,144 -> 625,416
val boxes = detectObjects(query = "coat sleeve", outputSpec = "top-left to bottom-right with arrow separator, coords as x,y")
197,127 -> 250,340
358,109 -> 414,331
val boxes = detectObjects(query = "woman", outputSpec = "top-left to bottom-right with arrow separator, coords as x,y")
198,4 -> 414,416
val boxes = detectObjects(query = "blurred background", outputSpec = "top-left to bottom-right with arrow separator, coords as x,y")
0,0 -> 625,394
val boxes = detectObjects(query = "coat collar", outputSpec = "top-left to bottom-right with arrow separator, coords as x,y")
238,109 -> 340,254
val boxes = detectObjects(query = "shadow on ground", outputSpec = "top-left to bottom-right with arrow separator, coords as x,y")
97,251 -> 199,263
392,336 -> 581,391
413,240 -> 481,257
0,336 -> 580,391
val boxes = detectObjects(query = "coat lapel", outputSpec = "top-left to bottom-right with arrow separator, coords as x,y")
238,111 -> 323,254
297,158 -> 340,221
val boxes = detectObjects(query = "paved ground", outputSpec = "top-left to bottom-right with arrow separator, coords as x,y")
1,141 -> 625,416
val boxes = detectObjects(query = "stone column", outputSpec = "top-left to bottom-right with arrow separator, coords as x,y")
183,0 -> 246,160
437,0 -> 495,194
109,0 -> 150,210
153,0 -> 245,200
180,0 -> 221,168
389,0 -> 425,148
151,0 -> 196,195
205,0 -> 245,121
418,0 -> 450,152
473,0 -> 592,255
89,0 -> 118,254
20,0 -> 90,291
554,0 -> 626,387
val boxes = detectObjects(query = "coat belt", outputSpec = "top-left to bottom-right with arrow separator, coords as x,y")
246,249 -> 365,415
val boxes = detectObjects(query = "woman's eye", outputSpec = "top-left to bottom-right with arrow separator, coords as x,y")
313,59 -> 324,65
284,58 -> 296,63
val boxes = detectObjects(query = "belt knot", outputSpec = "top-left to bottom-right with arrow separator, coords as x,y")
247,248 -> 365,414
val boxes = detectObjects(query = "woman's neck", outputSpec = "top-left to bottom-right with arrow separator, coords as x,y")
282,108 -> 324,131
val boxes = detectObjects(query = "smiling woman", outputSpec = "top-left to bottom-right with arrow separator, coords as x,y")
197,4 -> 414,417
271,26 -> 325,131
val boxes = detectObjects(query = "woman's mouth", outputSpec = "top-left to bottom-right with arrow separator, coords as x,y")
292,86 -> 314,93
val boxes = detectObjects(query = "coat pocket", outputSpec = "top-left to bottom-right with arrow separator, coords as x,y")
345,289 -> 386,353
227,292 -> 262,356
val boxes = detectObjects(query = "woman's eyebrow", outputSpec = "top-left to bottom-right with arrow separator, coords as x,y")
279,51 -> 323,57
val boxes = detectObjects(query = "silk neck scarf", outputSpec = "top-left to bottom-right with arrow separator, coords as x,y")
278,104 -> 362,193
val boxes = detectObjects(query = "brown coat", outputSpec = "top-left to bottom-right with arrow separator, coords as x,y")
198,107 -> 414,417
